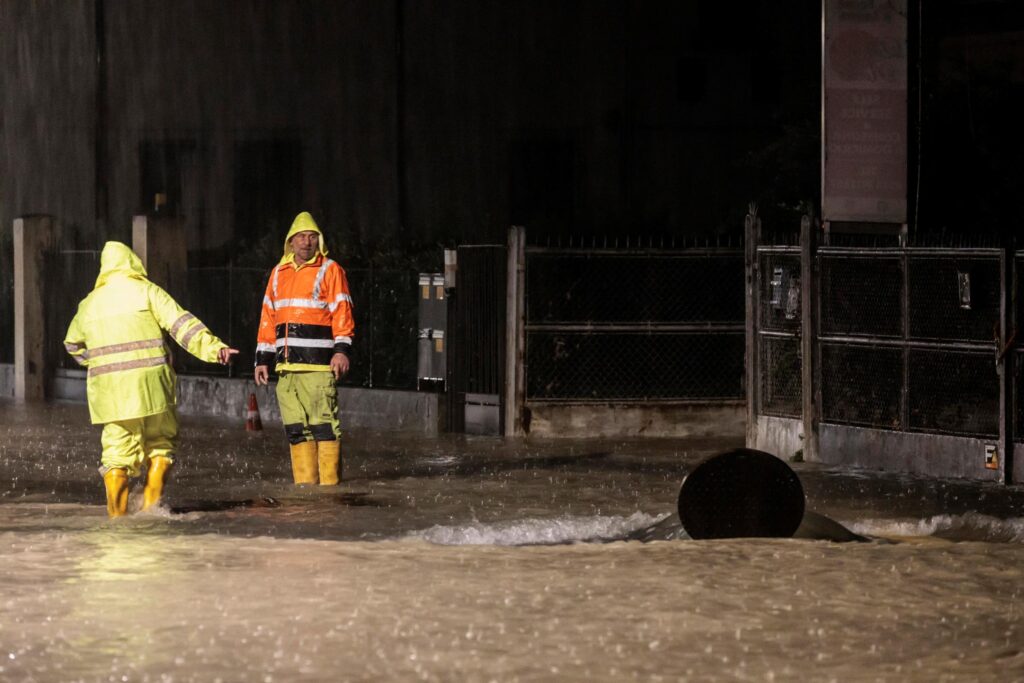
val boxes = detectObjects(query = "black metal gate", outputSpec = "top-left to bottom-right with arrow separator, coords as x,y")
748,212 -> 1015,482
445,245 -> 507,434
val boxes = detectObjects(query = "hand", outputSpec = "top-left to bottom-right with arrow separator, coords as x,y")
254,365 -> 269,386
218,347 -> 239,365
330,352 -> 350,380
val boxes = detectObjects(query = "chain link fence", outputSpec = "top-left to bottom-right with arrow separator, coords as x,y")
32,254 -> 417,390
1014,253 -> 1024,444
818,248 -> 1002,439
525,243 -> 745,402
179,265 -> 417,389
756,247 -> 801,417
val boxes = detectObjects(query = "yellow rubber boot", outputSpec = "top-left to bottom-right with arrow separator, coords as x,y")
142,456 -> 173,511
290,441 -> 318,484
317,440 -> 340,486
103,468 -> 129,518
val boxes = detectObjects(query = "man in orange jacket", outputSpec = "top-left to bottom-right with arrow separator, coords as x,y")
254,212 -> 354,485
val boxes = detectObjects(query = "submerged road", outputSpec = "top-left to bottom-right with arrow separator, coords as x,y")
1,399 -> 1023,680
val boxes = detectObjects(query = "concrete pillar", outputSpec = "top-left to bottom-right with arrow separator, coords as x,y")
132,215 -> 188,301
14,216 -> 54,401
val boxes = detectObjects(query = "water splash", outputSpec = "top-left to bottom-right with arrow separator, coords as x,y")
852,512 -> 1024,543
408,511 -> 664,546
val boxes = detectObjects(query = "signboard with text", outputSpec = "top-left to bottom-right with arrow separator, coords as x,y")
823,0 -> 908,224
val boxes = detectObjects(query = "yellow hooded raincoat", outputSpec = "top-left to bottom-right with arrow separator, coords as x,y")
64,241 -> 228,425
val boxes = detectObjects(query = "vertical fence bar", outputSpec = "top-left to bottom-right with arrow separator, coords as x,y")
368,262 -> 375,388
227,262 -> 234,378
504,226 -> 526,436
901,247 -> 910,432
744,207 -> 760,447
800,214 -> 819,462
1001,244 -> 1014,482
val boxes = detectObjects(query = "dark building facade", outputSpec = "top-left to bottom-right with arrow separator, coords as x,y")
1,0 -> 821,261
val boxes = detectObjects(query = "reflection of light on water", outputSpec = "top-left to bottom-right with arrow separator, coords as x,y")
72,529 -> 170,582
852,512 -> 1024,543
408,511 -> 663,546
60,527 -> 185,661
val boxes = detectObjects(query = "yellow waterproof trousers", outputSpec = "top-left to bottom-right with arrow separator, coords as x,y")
100,409 -> 178,477
276,371 -> 342,444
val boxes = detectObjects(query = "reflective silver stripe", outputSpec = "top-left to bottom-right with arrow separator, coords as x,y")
256,342 -> 276,353
334,336 -> 352,345
327,294 -> 353,313
180,323 -> 209,349
263,295 -> 275,311
275,298 -> 327,310
84,338 -> 163,359
312,259 -> 333,302
272,265 -> 282,299
275,338 -> 334,348
88,355 -> 167,377
65,342 -> 89,365
169,313 -> 196,339
333,296 -> 358,313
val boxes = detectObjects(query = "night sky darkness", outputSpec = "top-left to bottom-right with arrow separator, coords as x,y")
917,0 -> 1024,237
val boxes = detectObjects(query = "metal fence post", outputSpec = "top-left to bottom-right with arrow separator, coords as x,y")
1001,242 -> 1015,483
800,214 -> 819,462
504,225 -> 526,436
744,205 -> 761,447
227,262 -> 234,378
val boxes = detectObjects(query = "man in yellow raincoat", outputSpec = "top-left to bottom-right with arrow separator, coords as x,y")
64,241 -> 238,517
254,212 -> 354,485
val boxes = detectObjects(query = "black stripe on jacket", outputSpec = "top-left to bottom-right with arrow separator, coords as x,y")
256,324 -> 352,369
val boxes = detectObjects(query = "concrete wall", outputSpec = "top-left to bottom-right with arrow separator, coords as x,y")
751,415 -> 805,462
174,374 -> 443,434
749,413 -> 1006,482
28,367 -> 442,435
818,423 -> 1003,483
526,402 -> 745,439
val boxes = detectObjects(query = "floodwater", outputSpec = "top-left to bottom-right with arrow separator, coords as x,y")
2,400 -> 1023,681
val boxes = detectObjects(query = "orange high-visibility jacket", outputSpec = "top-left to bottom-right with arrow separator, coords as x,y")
255,214 -> 354,372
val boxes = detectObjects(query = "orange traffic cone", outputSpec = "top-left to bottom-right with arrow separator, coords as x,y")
246,392 -> 263,431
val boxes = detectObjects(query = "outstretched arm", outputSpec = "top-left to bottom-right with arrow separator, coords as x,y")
148,283 -> 232,364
